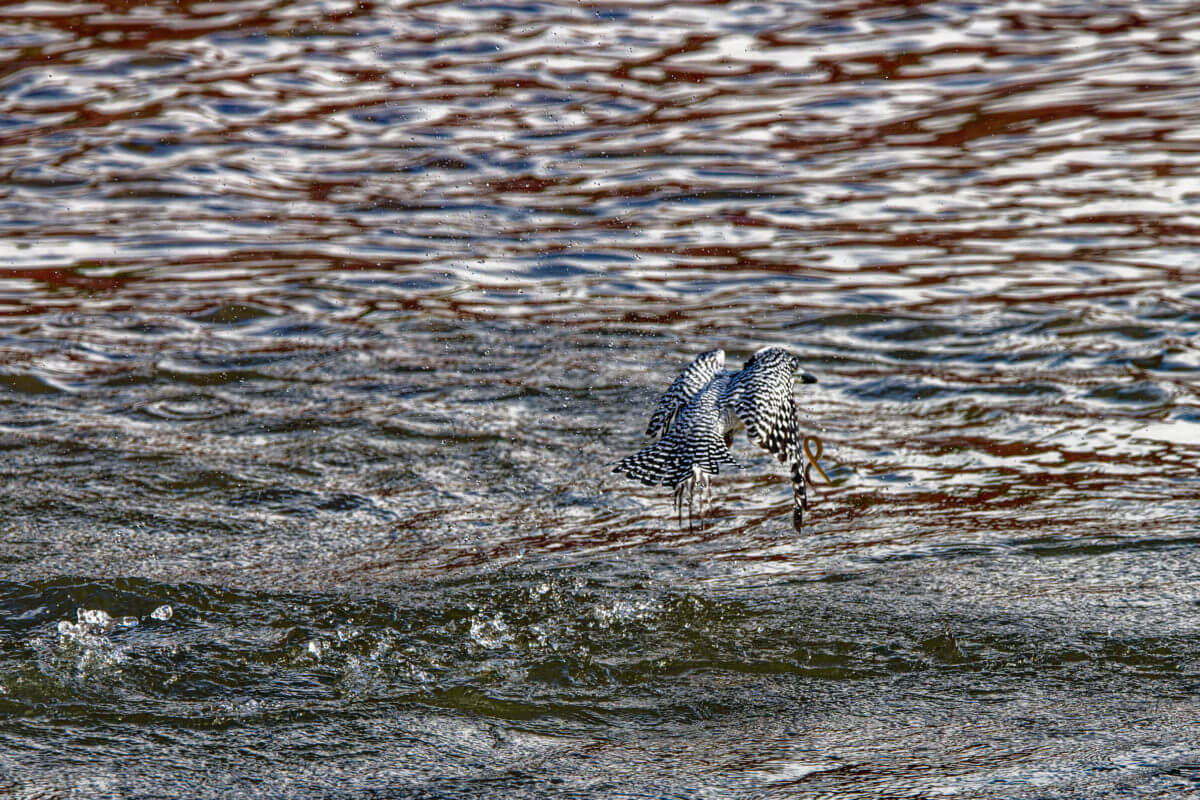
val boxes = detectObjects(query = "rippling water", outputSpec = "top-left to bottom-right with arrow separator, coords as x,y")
2,0 -> 1200,796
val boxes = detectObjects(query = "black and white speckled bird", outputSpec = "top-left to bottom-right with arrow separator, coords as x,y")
615,347 -> 830,532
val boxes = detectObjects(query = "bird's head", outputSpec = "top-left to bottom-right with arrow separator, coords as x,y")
750,346 -> 818,384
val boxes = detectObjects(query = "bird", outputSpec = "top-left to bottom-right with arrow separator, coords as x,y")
614,347 -> 830,532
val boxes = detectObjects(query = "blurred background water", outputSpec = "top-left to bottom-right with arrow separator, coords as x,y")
1,0 -> 1199,797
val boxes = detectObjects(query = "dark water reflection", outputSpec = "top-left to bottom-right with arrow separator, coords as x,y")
2,0 -> 1200,797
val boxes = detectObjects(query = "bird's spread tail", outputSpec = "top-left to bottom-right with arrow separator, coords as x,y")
613,433 -> 738,487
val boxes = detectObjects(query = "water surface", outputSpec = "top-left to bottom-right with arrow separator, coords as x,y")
1,0 -> 1199,796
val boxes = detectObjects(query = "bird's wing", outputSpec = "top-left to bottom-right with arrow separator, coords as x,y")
723,351 -> 799,464
645,348 -> 726,439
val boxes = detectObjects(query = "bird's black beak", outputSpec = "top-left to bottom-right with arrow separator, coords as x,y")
799,373 -> 818,384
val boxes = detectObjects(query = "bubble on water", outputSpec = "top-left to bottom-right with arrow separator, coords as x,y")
306,639 -> 326,660
591,597 -> 660,630
213,697 -> 263,718
77,608 -> 114,630
525,622 -> 557,651
335,633 -> 410,697
469,614 -> 509,649
54,608 -> 130,671
150,605 -> 173,621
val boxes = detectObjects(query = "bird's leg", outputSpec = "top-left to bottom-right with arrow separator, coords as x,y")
704,471 -> 712,529
691,479 -> 700,534
674,480 -> 686,528
689,464 -> 706,532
